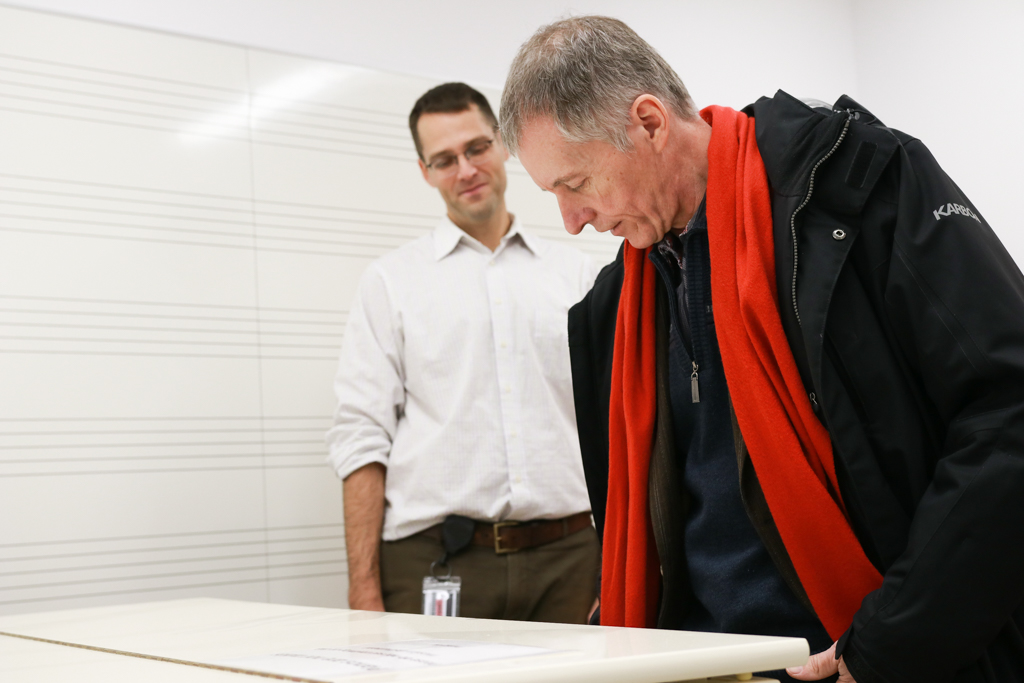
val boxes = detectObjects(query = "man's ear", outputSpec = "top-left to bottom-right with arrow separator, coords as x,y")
494,130 -> 511,162
630,95 -> 670,152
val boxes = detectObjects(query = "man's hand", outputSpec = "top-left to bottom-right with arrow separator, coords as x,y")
587,598 -> 600,623
787,641 -> 857,682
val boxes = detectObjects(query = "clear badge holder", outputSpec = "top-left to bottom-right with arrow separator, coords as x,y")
422,574 -> 461,617
422,515 -> 474,617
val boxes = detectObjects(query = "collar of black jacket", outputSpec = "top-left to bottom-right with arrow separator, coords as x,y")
745,90 -> 899,216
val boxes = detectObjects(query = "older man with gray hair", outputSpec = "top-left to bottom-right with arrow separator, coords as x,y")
502,15 -> 1024,683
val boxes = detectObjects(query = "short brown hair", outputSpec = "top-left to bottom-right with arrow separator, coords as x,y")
409,82 -> 497,160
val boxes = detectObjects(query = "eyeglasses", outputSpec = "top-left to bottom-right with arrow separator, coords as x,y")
424,138 -> 495,176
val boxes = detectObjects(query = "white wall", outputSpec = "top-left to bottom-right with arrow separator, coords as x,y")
8,0 -> 1022,263
852,0 -> 1024,263
1,0 -> 860,107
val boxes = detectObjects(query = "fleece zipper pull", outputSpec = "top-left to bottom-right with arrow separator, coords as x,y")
691,361 -> 700,403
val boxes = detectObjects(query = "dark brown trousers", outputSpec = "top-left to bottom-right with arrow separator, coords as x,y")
380,525 -> 600,624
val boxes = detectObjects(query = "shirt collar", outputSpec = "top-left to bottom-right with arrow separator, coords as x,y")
513,223 -> 543,257
432,217 -> 464,260
432,215 -> 539,260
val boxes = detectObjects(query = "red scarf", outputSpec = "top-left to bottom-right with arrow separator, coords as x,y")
601,105 -> 883,639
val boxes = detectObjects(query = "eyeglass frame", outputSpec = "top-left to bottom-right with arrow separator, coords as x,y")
423,137 -> 497,176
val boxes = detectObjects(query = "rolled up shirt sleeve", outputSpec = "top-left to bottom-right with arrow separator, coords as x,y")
326,263 -> 405,480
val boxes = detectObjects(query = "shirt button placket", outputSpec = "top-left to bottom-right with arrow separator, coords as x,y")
486,255 -> 522,507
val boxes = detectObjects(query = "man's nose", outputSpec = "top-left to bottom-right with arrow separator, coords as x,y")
456,154 -> 478,180
558,200 -> 596,236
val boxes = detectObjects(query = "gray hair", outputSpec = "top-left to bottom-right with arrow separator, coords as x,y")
500,15 -> 697,155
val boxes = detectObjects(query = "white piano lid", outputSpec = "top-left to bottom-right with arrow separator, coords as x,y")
0,598 -> 809,683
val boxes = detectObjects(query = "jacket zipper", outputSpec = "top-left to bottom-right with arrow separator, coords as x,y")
691,361 -> 700,403
688,232 -> 711,405
789,111 -> 853,327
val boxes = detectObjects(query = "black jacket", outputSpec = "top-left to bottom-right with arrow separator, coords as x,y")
568,91 -> 1024,683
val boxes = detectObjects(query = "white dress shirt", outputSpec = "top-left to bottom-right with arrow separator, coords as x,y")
327,216 -> 599,541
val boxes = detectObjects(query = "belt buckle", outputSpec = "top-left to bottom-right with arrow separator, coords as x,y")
493,521 -> 518,555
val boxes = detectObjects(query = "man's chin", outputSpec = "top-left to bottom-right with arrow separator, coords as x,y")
456,193 -> 503,220
621,224 -> 668,250
452,200 -> 498,226
625,234 -> 656,250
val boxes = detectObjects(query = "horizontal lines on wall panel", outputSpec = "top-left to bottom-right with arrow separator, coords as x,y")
0,294 -> 344,360
253,197 -> 434,258
0,415 -> 332,477
249,83 -> 412,159
0,173 -> 433,257
0,52 -> 415,161
0,523 -> 345,607
0,173 -> 255,251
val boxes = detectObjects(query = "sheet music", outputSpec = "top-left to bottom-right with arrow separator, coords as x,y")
216,639 -> 559,679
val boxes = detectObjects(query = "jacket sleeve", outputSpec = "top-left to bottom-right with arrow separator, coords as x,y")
841,138 -> 1024,682
568,250 -> 624,536
325,263 -> 405,480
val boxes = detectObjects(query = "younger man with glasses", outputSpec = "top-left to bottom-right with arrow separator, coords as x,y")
327,83 -> 600,623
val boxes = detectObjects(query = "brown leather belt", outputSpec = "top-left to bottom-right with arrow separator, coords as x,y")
418,511 -> 593,555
